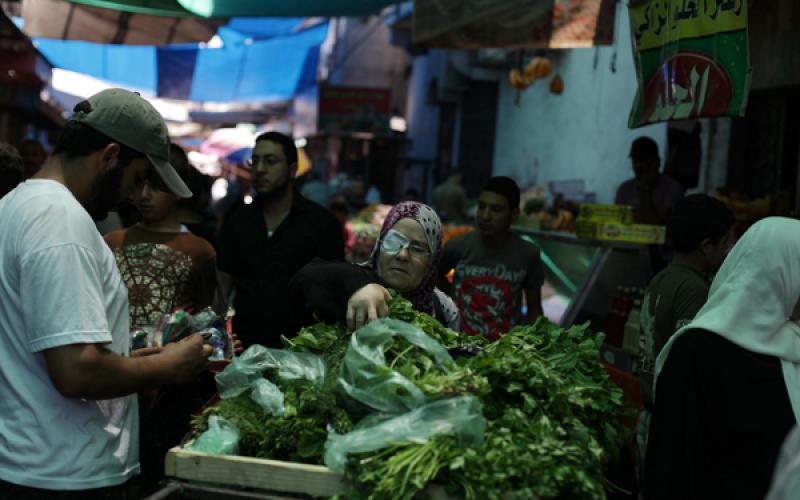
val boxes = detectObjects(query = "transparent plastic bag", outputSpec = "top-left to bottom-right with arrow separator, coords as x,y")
197,327 -> 232,361
191,307 -> 220,330
215,345 -> 325,413
156,310 -> 193,346
130,327 -> 155,351
250,378 -> 285,417
338,319 -> 454,414
187,415 -> 240,455
324,395 -> 486,473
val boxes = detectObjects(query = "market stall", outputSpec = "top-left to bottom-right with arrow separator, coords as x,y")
150,296 -> 631,500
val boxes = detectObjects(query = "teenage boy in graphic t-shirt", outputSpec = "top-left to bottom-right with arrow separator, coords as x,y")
439,176 -> 544,341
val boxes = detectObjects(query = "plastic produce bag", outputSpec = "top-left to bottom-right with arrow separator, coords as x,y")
324,395 -> 486,473
190,307 -> 220,330
216,345 -> 326,397
250,378 -> 285,417
187,415 -> 240,455
215,345 -> 325,413
338,318 -> 454,414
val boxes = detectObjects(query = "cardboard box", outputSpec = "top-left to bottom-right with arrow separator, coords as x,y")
575,219 -> 665,244
578,204 -> 634,224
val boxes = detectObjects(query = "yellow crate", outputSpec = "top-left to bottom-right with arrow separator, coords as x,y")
578,204 -> 634,224
576,219 -> 665,244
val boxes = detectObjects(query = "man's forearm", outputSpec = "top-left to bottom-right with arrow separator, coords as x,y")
45,344 -> 175,400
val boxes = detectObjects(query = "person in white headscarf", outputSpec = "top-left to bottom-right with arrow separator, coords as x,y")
766,425 -> 800,500
644,217 -> 800,500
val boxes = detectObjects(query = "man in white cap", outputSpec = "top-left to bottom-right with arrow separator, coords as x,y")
0,89 -> 211,497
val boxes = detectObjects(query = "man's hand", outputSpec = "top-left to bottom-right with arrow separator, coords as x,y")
131,346 -> 162,358
45,335 -> 212,400
347,284 -> 392,331
159,335 -> 213,384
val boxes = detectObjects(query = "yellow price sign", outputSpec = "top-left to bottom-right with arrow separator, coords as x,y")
630,0 -> 747,52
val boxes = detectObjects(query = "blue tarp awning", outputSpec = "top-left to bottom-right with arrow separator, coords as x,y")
35,20 -> 329,103
68,0 -> 399,17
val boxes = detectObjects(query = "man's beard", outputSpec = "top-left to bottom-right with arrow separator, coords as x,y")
86,162 -> 126,221
255,170 -> 292,204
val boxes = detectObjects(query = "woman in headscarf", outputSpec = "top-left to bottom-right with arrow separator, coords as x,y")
288,202 -> 459,331
644,217 -> 800,500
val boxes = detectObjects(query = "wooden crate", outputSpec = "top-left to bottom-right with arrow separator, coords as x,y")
165,446 -> 345,498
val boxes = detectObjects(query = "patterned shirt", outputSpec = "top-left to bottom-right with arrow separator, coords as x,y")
104,226 -> 216,329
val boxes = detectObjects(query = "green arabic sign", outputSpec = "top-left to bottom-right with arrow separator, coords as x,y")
628,0 -> 751,128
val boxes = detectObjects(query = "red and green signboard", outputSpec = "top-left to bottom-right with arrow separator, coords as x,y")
318,86 -> 391,135
628,0 -> 750,128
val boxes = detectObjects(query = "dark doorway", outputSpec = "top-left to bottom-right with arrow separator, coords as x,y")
727,90 -> 800,211
457,80 -> 498,197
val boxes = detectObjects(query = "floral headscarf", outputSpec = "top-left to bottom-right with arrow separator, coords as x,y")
369,202 -> 443,314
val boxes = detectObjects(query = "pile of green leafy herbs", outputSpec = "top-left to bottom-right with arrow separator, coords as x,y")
191,367 -> 354,462
342,320 -> 630,499
192,297 -> 630,499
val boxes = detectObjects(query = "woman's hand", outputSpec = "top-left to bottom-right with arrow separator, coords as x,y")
347,284 -> 392,331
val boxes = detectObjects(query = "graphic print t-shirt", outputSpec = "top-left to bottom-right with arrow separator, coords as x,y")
440,231 -> 544,340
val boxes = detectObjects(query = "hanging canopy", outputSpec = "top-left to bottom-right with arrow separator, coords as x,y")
34,21 -> 329,103
20,0 -> 326,46
67,0 -> 400,17
22,0 -> 224,45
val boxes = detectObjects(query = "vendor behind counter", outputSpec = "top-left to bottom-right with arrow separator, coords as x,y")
615,136 -> 685,225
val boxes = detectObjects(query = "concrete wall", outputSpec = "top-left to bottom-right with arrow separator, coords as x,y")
492,4 -> 668,204
405,49 -> 449,160
749,0 -> 800,90
326,17 -> 410,115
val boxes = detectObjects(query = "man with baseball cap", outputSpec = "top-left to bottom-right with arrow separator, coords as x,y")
0,89 -> 211,496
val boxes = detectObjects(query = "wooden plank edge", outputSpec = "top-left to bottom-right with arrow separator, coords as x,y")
166,446 -> 345,498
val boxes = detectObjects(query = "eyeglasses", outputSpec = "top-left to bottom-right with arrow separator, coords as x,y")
246,154 -> 286,169
381,229 -> 430,260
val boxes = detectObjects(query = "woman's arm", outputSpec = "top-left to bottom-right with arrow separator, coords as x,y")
288,261 -> 383,329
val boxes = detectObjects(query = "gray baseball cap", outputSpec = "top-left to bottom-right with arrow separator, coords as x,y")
71,88 -> 192,198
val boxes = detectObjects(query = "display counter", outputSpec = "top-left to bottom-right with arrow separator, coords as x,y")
516,228 -> 656,330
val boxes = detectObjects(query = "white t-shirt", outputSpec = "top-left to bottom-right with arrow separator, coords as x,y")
0,180 -> 139,490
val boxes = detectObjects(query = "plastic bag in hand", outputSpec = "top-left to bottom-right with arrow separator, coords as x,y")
197,327 -> 232,361
338,318 -> 454,414
191,307 -> 221,330
186,415 -> 240,455
324,395 -> 485,473
155,310 -> 192,346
